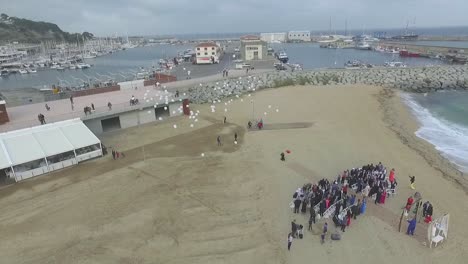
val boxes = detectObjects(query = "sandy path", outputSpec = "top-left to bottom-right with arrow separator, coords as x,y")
0,84 -> 467,263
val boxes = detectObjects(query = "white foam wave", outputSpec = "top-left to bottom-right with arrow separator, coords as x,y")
402,93 -> 468,172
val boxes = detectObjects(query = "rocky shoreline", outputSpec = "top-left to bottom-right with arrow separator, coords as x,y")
188,65 -> 468,104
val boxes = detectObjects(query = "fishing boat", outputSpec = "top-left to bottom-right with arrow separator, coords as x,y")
19,68 -> 28,74
399,50 -> 420,57
27,68 -> 37,73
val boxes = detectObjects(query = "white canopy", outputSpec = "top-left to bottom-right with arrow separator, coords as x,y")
0,119 -> 100,169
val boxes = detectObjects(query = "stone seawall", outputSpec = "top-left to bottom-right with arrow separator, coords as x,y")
188,65 -> 468,104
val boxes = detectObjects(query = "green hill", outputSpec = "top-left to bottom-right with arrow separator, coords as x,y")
0,13 -> 93,43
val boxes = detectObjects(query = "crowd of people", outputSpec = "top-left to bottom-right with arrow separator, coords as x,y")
287,162 -> 399,250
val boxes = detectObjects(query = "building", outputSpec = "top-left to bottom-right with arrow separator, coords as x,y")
240,35 -> 268,61
287,31 -> 311,42
260,33 -> 286,43
0,119 -> 102,182
195,42 -> 221,64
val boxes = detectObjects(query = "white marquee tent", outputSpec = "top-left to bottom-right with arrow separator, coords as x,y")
0,119 -> 102,182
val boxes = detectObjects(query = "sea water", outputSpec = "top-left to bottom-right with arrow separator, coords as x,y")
403,91 -> 468,172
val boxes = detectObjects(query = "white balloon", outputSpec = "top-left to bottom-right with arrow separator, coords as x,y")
196,110 -> 200,113
276,109 -> 279,112
164,106 -> 168,110
190,124 -> 194,128
234,141 -> 238,144
224,108 -> 228,112
268,105 -> 272,109
164,89 -> 168,93
158,117 -> 163,121
264,112 -> 267,115
199,83 -> 202,86
201,153 -> 205,157
183,93 -> 186,96
248,94 -> 251,97
173,124 -> 177,128
195,119 -> 198,122
183,67 -> 186,71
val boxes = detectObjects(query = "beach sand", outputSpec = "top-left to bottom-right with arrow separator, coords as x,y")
0,84 -> 467,263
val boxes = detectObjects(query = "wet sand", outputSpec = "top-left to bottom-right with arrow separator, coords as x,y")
0,84 -> 467,263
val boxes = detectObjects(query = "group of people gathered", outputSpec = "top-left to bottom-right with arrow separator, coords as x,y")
287,162 -> 398,250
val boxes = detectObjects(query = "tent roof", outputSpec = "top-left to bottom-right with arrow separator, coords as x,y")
0,139 -> 12,169
0,119 -> 100,167
33,129 -> 74,157
2,133 -> 45,166
60,121 -> 100,149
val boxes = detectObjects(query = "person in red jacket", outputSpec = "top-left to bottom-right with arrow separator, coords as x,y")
389,168 -> 395,183
406,196 -> 414,211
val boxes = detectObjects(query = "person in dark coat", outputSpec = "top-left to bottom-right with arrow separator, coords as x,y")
294,198 -> 301,214
280,152 -> 285,161
112,150 -> 116,160
301,199 -> 307,214
291,220 -> 297,238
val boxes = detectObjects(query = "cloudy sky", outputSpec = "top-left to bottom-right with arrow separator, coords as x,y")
1,0 -> 468,36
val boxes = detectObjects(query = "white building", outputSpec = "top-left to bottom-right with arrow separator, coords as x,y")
0,119 -> 102,182
260,33 -> 286,43
195,42 -> 221,64
287,31 -> 311,42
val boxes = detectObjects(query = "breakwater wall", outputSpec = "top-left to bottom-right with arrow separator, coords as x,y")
188,65 -> 468,103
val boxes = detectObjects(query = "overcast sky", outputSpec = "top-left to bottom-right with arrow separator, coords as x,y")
1,0 -> 468,36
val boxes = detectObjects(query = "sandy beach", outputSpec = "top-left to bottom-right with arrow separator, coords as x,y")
0,84 -> 467,263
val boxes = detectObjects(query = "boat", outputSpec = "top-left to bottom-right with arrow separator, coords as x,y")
56,66 -> 65,71
69,65 -> 76,70
27,68 -> 37,73
19,69 -> 28,74
384,61 -> 407,68
76,63 -> 91,69
356,42 -> 371,50
399,50 -> 420,57
275,51 -> 289,63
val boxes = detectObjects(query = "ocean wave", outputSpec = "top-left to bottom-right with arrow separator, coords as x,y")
402,93 -> 468,173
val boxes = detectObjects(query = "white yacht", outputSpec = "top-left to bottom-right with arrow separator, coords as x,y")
27,68 -> 37,73
356,42 -> 371,50
19,69 -> 28,74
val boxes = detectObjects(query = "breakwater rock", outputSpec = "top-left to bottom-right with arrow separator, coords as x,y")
188,65 -> 468,104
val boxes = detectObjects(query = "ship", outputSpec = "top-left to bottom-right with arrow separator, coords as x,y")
391,33 -> 419,41
399,50 -> 420,57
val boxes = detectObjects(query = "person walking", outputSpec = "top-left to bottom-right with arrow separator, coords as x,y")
291,220 -> 297,238
409,175 -> 416,190
406,217 -> 417,235
107,102 -> 112,110
223,116 -> 227,124
91,103 -> 95,111
217,136 -> 222,146
287,233 -> 293,251
234,132 -> 237,142
280,152 -> 285,161
70,95 -> 74,105
293,198 -> 301,214
308,215 -> 314,231
321,222 -> 328,244
45,104 -> 50,111
112,150 -> 116,160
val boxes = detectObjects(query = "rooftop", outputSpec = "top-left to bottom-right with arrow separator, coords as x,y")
196,42 -> 218,48
240,35 -> 261,41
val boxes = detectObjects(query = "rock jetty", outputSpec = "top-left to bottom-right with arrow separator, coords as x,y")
188,65 -> 468,104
